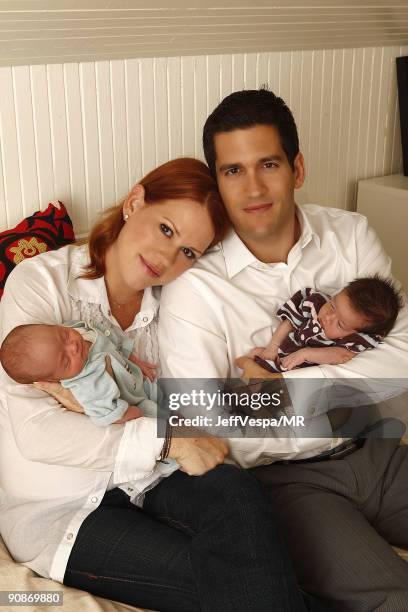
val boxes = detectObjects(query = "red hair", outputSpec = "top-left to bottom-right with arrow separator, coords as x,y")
83,157 -> 229,279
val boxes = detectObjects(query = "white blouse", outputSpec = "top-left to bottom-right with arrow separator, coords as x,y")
0,244 -> 175,583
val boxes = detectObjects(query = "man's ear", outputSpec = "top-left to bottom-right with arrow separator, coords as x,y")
123,184 -> 146,217
293,152 -> 305,190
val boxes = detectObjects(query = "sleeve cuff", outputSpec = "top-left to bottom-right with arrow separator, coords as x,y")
282,366 -> 335,418
113,416 -> 164,484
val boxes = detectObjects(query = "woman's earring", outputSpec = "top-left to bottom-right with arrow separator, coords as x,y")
123,213 -> 129,221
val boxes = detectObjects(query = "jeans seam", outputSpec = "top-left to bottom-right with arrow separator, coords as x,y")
65,568 -> 197,596
157,514 -> 197,537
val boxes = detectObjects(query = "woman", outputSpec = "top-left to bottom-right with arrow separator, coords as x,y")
0,158 -> 308,611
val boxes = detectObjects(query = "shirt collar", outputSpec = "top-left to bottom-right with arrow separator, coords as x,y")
67,244 -> 160,322
220,205 -> 321,279
67,245 -> 106,304
296,204 -> 321,250
221,230 -> 259,278
138,285 -> 160,322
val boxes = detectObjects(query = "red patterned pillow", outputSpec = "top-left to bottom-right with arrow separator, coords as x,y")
0,201 -> 75,299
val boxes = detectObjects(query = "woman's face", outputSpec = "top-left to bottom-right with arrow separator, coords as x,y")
111,187 -> 215,290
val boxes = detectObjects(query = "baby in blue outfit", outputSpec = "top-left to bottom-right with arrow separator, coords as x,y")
0,321 -> 158,426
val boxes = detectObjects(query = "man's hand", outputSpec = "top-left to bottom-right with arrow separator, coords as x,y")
33,381 -> 84,413
128,353 -> 157,382
235,355 -> 282,383
168,435 -> 228,476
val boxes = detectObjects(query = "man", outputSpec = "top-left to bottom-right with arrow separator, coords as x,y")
159,89 -> 408,610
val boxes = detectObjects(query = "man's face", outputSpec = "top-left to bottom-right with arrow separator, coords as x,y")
214,124 -> 304,242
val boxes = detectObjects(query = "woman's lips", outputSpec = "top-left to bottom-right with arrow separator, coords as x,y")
243,203 -> 273,214
140,255 -> 161,277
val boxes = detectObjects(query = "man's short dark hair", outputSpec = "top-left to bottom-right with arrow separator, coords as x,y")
203,88 -> 300,177
345,276 -> 403,337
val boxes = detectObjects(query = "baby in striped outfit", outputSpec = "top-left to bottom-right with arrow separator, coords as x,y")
248,276 -> 402,374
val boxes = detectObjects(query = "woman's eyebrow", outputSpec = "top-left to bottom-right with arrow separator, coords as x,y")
163,216 -> 178,235
183,242 -> 204,255
190,246 -> 203,255
163,216 -> 203,254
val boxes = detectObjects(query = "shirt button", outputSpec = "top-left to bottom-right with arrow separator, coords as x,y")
91,496 -> 98,503
67,533 -> 73,540
143,316 -> 148,323
105,329 -> 111,336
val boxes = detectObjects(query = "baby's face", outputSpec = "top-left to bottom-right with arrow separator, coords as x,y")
34,325 -> 90,381
318,290 -> 370,340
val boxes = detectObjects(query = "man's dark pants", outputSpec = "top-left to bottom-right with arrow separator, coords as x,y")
252,435 -> 408,611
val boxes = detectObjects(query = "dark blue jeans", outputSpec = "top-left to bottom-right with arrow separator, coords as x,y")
64,465 -> 313,611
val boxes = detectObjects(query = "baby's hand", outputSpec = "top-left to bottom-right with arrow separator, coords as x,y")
128,354 -> 157,381
281,349 -> 309,371
323,347 -> 355,365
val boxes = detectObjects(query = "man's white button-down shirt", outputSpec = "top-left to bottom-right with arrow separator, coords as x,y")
159,205 -> 408,467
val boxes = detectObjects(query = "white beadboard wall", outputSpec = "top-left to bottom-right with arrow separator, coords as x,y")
0,45 -> 406,236
1,1 -> 408,66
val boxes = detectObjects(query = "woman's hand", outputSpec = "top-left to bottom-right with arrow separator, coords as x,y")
114,405 -> 144,424
128,354 -> 157,382
33,381 -> 85,413
168,435 -> 228,476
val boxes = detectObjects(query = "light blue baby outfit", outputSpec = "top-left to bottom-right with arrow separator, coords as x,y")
61,321 -> 158,426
